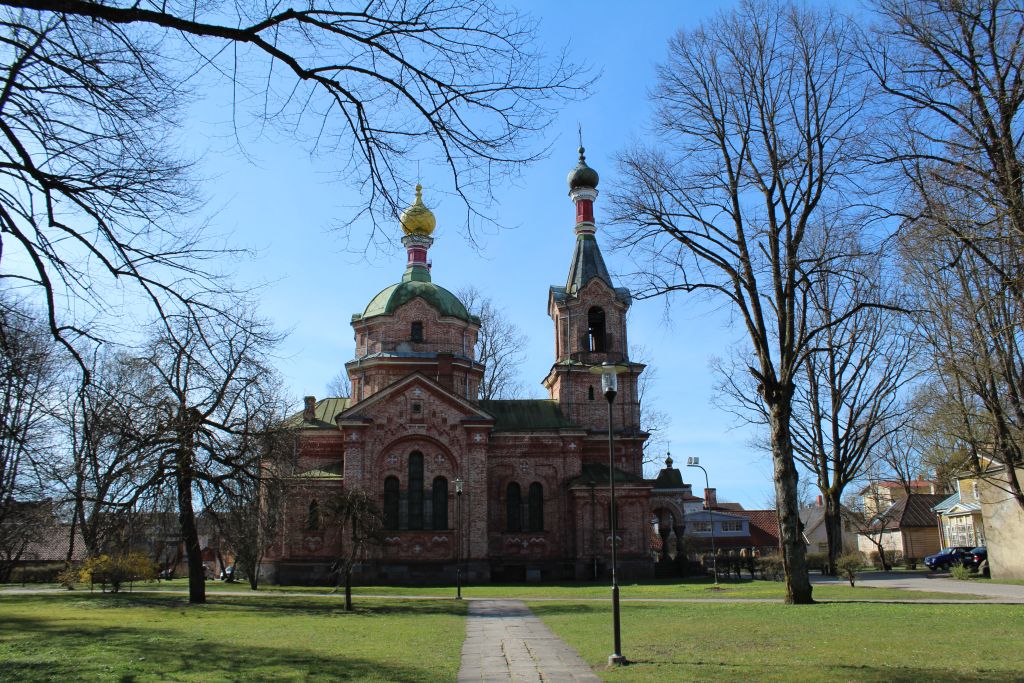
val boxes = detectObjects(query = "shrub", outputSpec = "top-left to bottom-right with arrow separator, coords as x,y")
950,564 -> 972,581
11,565 -> 62,583
56,566 -> 79,590
805,552 -> 828,572
905,556 -> 918,570
757,556 -> 784,581
836,552 -> 864,587
870,549 -> 902,569
80,553 -> 158,592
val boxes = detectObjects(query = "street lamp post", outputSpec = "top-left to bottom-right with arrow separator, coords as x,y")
590,362 -> 629,667
686,457 -> 718,586
454,477 -> 463,600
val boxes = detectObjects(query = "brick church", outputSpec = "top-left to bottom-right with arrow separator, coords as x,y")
266,149 -> 698,584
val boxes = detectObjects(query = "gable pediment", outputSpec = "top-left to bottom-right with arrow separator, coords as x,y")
337,371 -> 494,425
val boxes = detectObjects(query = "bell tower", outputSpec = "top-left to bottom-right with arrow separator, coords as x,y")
543,145 -> 645,453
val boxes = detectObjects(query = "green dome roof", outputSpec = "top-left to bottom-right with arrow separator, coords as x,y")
567,145 -> 599,190
361,280 -> 476,323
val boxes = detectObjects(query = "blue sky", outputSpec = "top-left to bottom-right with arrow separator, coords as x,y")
184,0 -> 778,508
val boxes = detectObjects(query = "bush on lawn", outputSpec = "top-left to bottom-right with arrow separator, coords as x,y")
10,565 -> 62,583
905,556 -> 919,570
836,552 -> 864,587
758,556 -> 784,581
805,552 -> 828,572
80,553 -> 158,593
870,549 -> 902,569
950,564 -> 972,580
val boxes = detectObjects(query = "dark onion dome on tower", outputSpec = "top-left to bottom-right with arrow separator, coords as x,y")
567,145 -> 599,190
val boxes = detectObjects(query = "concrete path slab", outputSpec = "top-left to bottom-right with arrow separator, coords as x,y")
456,599 -> 601,682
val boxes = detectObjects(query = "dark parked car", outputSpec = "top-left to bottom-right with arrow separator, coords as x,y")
924,546 -> 975,571
964,546 -> 989,575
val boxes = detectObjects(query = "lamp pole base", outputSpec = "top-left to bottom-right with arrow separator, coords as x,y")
608,654 -> 627,666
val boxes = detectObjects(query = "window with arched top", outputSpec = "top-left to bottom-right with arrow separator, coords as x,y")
383,476 -> 400,529
588,385 -> 595,401
528,482 -> 544,532
432,476 -> 449,530
588,307 -> 607,352
307,500 -> 322,531
411,321 -> 424,342
506,482 -> 522,532
408,451 -> 424,529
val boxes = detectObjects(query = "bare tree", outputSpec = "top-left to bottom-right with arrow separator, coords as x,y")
0,0 -> 588,364
124,310 -> 284,604
900,203 -> 1024,509
0,297 -> 60,578
325,370 -> 352,399
457,286 -> 526,401
328,487 -> 383,611
208,421 -> 298,590
632,345 -> 671,475
611,0 -> 872,603
869,0 -> 1024,509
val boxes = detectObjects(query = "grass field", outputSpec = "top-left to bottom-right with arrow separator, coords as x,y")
0,592 -> 465,682
531,600 -> 1024,682
0,578 -> 1012,682
128,576 -> 985,601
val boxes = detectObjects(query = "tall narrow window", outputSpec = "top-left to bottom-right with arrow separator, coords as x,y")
383,477 -> 400,529
588,385 -> 595,401
607,503 -> 619,530
432,477 -> 449,530
506,482 -> 522,532
411,321 -> 424,342
408,451 -> 424,529
528,482 -> 544,532
587,307 -> 607,352
307,500 -> 321,531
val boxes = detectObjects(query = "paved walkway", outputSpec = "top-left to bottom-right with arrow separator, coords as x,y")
811,571 -> 1024,601
456,600 -> 601,682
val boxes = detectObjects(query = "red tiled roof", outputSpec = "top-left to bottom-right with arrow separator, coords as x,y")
20,525 -> 87,562
731,509 -> 781,547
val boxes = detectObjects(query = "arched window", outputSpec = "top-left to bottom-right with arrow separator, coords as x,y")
528,482 -> 544,532
383,477 -> 400,529
506,482 -> 522,532
411,321 -> 424,342
306,500 -> 321,531
588,385 -> 595,401
587,307 -> 607,352
432,476 -> 449,530
408,451 -> 424,529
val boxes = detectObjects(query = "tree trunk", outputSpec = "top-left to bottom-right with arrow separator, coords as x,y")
344,569 -> 353,611
823,490 -> 844,577
175,443 -> 205,605
770,399 -> 814,604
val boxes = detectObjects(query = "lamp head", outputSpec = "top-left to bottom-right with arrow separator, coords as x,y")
588,362 -> 627,400
454,478 -> 464,494
687,457 -> 699,466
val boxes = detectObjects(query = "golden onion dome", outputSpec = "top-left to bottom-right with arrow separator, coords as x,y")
400,184 -> 436,236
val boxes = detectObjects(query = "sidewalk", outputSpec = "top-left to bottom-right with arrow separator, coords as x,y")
811,571 -> 1024,601
456,599 -> 600,682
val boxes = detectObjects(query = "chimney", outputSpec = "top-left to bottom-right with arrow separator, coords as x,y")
704,487 -> 717,509
816,494 -> 823,507
303,396 -> 316,422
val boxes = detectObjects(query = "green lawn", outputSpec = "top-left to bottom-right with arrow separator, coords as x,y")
531,600 -> 1024,682
132,577 -> 984,601
0,592 -> 465,682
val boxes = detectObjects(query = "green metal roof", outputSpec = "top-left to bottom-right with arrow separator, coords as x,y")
652,465 -> 685,490
479,399 -> 576,431
285,397 -> 351,429
357,277 -> 476,324
568,463 -> 646,487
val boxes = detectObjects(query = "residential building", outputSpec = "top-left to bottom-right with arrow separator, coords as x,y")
856,493 -> 948,561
